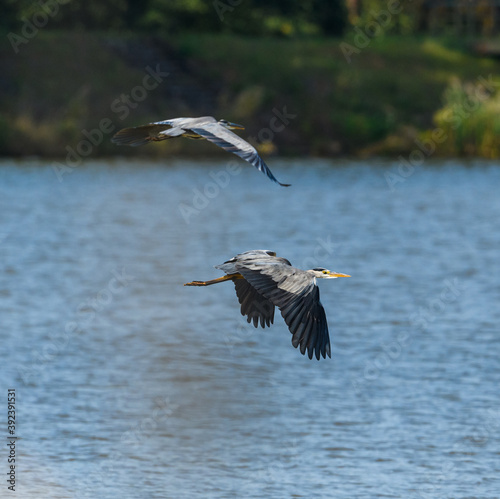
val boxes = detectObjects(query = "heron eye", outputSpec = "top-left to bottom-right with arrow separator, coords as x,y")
323,270 -> 328,274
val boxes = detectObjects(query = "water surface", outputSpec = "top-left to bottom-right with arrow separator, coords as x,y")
1,158 -> 499,498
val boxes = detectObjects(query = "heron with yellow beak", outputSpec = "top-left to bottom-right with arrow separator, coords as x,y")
185,250 -> 350,360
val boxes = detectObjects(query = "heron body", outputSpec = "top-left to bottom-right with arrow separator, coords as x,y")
184,250 -> 350,360
112,117 -> 290,186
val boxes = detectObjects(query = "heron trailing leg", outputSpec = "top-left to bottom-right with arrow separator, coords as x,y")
184,273 -> 242,286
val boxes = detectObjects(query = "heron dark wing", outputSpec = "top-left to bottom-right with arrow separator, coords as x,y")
111,121 -> 177,146
236,268 -> 331,360
216,252 -> 291,285
188,124 -> 290,186
233,279 -> 275,328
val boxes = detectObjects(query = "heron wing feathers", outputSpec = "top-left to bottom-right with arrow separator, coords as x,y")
112,118 -> 289,186
111,117 -> 210,146
235,265 -> 331,360
215,250 -> 291,274
188,124 -> 289,186
234,279 -> 275,328
111,123 -> 177,146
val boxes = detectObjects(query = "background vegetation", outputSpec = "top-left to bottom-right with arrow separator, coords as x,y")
1,0 -> 347,36
1,0 -> 500,158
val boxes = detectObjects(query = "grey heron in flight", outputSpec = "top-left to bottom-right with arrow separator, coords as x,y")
112,117 -> 290,186
184,250 -> 350,360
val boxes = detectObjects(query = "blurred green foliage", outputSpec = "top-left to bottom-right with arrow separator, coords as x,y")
1,0 -> 347,36
432,77 -> 500,158
2,30 -> 499,158
2,0 -> 500,158
172,33 -> 498,155
349,0 -> 420,34
351,0 -> 500,37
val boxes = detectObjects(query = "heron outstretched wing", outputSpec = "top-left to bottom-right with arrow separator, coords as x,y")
188,124 -> 290,187
216,250 -> 291,272
234,262 -> 331,360
112,117 -> 289,186
233,278 -> 275,328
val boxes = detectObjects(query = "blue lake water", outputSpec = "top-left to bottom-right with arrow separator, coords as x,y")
1,158 -> 499,498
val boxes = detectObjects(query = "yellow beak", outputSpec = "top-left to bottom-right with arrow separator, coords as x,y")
329,272 -> 351,277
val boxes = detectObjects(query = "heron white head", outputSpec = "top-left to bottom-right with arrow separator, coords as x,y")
310,267 -> 351,279
218,119 -> 245,130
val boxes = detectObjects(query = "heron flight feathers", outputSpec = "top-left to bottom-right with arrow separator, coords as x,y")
111,124 -> 175,146
112,117 -> 290,186
186,250 -> 343,360
188,125 -> 290,187
234,278 -> 275,328
235,264 -> 331,360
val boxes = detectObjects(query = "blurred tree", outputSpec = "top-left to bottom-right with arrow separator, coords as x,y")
346,0 -> 363,23
60,0 -> 128,30
227,0 -> 347,36
351,0 -> 423,34
123,0 -> 151,29
0,0 -> 18,31
1,0 -> 348,36
139,0 -> 220,33
307,0 -> 348,35
0,0 -> 37,30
